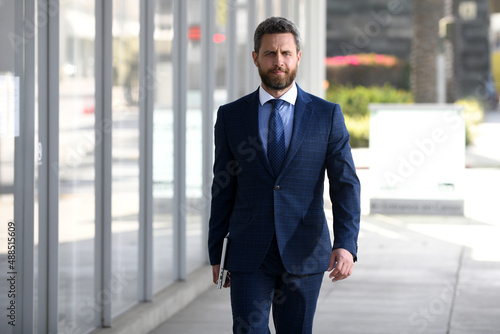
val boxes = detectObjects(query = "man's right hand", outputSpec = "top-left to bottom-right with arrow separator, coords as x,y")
212,265 -> 231,288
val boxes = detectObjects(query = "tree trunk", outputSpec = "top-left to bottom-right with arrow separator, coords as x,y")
411,0 -> 444,102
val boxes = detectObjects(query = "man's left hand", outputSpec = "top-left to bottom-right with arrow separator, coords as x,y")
327,248 -> 354,282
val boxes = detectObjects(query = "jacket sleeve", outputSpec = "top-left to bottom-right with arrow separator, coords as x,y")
325,103 -> 361,261
207,107 -> 237,265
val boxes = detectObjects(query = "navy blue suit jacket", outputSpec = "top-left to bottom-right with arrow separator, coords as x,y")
208,84 -> 360,275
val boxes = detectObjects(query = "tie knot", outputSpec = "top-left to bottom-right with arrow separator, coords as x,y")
270,99 -> 285,111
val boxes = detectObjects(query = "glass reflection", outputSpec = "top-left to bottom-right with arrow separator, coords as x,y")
58,1 -> 96,332
237,0 -> 250,97
153,0 -> 175,293
186,0 -> 204,275
111,0 -> 140,316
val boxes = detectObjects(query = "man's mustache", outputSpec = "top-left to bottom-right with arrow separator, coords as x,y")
269,67 -> 288,73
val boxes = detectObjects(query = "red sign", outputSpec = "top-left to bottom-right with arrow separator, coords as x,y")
188,25 -> 201,41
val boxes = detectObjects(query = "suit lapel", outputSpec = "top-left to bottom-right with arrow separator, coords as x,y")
242,89 -> 275,176
280,85 -> 313,174
242,85 -> 314,178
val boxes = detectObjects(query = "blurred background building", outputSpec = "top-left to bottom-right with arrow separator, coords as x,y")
0,0 -> 498,333
327,0 -> 498,105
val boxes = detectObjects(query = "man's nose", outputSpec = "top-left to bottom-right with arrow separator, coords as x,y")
274,52 -> 284,66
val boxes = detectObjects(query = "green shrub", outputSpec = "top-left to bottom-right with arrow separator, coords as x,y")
327,84 -> 413,147
344,115 -> 370,148
327,84 -> 413,118
328,86 -> 484,148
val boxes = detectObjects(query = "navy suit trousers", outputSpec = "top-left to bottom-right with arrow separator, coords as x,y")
230,235 -> 324,334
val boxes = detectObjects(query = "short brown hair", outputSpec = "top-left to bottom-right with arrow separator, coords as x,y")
253,17 -> 302,54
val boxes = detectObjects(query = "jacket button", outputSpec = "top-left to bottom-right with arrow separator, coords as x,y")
274,185 -> 280,191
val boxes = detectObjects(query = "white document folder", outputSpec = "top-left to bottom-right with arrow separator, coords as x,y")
217,233 -> 229,289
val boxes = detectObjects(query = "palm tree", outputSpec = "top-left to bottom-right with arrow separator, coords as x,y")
411,0 -> 444,102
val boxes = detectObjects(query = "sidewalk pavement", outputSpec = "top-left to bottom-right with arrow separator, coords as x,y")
150,111 -> 500,334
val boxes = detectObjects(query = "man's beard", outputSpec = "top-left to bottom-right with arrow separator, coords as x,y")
258,66 -> 297,91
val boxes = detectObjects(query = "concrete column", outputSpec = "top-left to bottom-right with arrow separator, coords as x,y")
301,0 -> 326,98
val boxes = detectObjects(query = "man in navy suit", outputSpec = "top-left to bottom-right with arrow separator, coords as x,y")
208,17 -> 360,333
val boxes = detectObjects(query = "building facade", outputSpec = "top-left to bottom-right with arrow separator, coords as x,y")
326,0 -> 413,60
0,0 -> 326,333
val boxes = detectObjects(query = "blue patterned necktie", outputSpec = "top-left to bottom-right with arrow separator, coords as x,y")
267,99 -> 286,176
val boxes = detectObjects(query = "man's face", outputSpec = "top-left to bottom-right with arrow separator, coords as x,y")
252,33 -> 302,93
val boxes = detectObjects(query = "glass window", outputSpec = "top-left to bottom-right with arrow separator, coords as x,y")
57,1 -> 96,332
186,0 -> 205,275
256,0 -> 266,23
112,0 -> 140,316
237,0 -> 249,97
152,0 -> 175,293
215,0 -> 229,105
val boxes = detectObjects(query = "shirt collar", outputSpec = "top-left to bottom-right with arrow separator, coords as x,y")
259,82 -> 297,106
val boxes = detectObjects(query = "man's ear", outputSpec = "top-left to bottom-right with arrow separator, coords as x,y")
252,51 -> 258,67
297,50 -> 302,65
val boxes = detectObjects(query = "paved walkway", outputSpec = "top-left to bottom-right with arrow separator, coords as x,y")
150,111 -> 500,334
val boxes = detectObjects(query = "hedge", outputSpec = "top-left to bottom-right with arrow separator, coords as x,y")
326,85 -> 484,148
327,84 -> 413,147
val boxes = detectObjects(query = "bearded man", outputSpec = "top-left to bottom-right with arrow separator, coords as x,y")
208,17 -> 361,334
